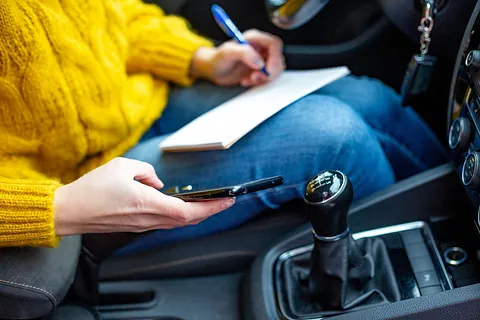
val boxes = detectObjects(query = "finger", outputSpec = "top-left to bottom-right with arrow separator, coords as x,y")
270,56 -> 286,79
159,194 -> 235,223
240,71 -> 269,87
135,213 -> 209,231
221,42 -> 267,72
112,157 -> 164,189
139,185 -> 235,224
240,78 -> 250,87
249,71 -> 269,86
181,199 -> 235,221
243,30 -> 284,77
152,217 -> 207,229
264,55 -> 285,80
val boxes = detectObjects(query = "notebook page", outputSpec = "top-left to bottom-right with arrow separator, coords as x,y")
160,67 -> 350,152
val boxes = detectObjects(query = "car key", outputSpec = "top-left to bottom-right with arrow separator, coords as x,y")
401,54 -> 437,104
401,0 -> 438,106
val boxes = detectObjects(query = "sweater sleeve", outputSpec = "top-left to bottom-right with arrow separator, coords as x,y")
0,175 -> 62,248
120,0 -> 214,87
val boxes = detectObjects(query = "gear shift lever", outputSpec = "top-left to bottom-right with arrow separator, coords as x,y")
298,170 -> 400,312
304,170 -> 359,309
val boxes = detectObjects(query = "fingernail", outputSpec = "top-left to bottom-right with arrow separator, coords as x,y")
253,57 -> 265,68
222,199 -> 235,209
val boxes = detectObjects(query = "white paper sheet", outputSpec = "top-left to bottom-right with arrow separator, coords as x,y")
160,66 -> 351,152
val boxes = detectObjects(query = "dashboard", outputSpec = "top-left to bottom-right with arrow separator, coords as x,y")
448,0 -> 480,230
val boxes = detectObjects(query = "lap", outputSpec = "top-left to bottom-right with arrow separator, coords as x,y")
157,75 -> 418,136
118,87 -> 397,253
117,74 -> 448,253
126,93 -> 394,200
153,75 -> 407,135
144,74 -> 446,182
135,74 -> 439,191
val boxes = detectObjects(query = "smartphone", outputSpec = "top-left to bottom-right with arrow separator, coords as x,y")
168,176 -> 284,202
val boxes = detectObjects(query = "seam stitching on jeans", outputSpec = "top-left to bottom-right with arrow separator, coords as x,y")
0,278 -> 57,306
109,250 -> 257,278
372,129 -> 428,170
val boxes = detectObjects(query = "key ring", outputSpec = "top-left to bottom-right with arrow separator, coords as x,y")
418,2 -> 436,56
419,16 -> 434,32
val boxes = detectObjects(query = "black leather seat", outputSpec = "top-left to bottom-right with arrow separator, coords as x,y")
0,236 -> 81,319
100,202 -> 308,281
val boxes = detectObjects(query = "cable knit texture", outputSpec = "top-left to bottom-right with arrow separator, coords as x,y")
0,0 -> 212,248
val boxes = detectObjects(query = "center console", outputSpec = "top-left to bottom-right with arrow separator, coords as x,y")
243,163 -> 480,320
277,222 -> 452,319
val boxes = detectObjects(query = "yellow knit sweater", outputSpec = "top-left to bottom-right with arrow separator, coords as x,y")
0,0 -> 212,247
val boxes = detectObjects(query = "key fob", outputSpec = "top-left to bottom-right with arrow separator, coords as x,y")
401,54 -> 437,106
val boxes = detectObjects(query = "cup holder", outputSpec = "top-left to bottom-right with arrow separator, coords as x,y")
443,247 -> 468,266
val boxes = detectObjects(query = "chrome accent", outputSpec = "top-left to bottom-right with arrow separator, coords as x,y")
466,50 -> 474,67
477,206 -> 480,229
444,247 -> 468,266
352,221 -> 425,240
462,151 -> 479,186
448,117 -> 470,150
278,244 -> 313,262
313,227 -> 349,242
274,221 -> 453,320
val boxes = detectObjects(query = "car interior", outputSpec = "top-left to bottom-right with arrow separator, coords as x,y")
2,0 -> 480,319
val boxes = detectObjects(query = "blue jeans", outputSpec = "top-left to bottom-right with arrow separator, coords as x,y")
116,75 -> 447,255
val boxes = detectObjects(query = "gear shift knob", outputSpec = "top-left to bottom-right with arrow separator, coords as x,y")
304,170 -> 353,238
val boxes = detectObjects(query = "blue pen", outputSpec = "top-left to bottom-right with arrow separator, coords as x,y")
211,4 -> 270,77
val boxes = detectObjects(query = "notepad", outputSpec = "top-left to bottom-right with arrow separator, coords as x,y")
160,66 -> 351,152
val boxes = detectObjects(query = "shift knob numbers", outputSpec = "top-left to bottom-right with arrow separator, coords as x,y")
304,170 -> 353,238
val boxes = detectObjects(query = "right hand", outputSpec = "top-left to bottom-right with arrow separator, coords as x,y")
191,29 -> 286,87
53,157 -> 235,236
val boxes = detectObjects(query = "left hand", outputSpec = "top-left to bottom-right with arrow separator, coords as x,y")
191,29 -> 286,87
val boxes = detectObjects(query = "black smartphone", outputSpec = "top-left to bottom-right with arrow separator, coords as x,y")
167,176 -> 284,202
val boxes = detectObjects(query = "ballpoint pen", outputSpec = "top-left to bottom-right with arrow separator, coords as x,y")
211,4 -> 270,77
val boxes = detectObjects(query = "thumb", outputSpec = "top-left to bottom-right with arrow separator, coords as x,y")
113,158 -> 164,189
222,42 -> 266,71
154,191 -> 236,222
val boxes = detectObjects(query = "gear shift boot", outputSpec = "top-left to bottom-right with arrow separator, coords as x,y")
282,235 -> 401,318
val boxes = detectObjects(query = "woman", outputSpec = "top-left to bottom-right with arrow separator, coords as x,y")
0,0 -> 446,251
